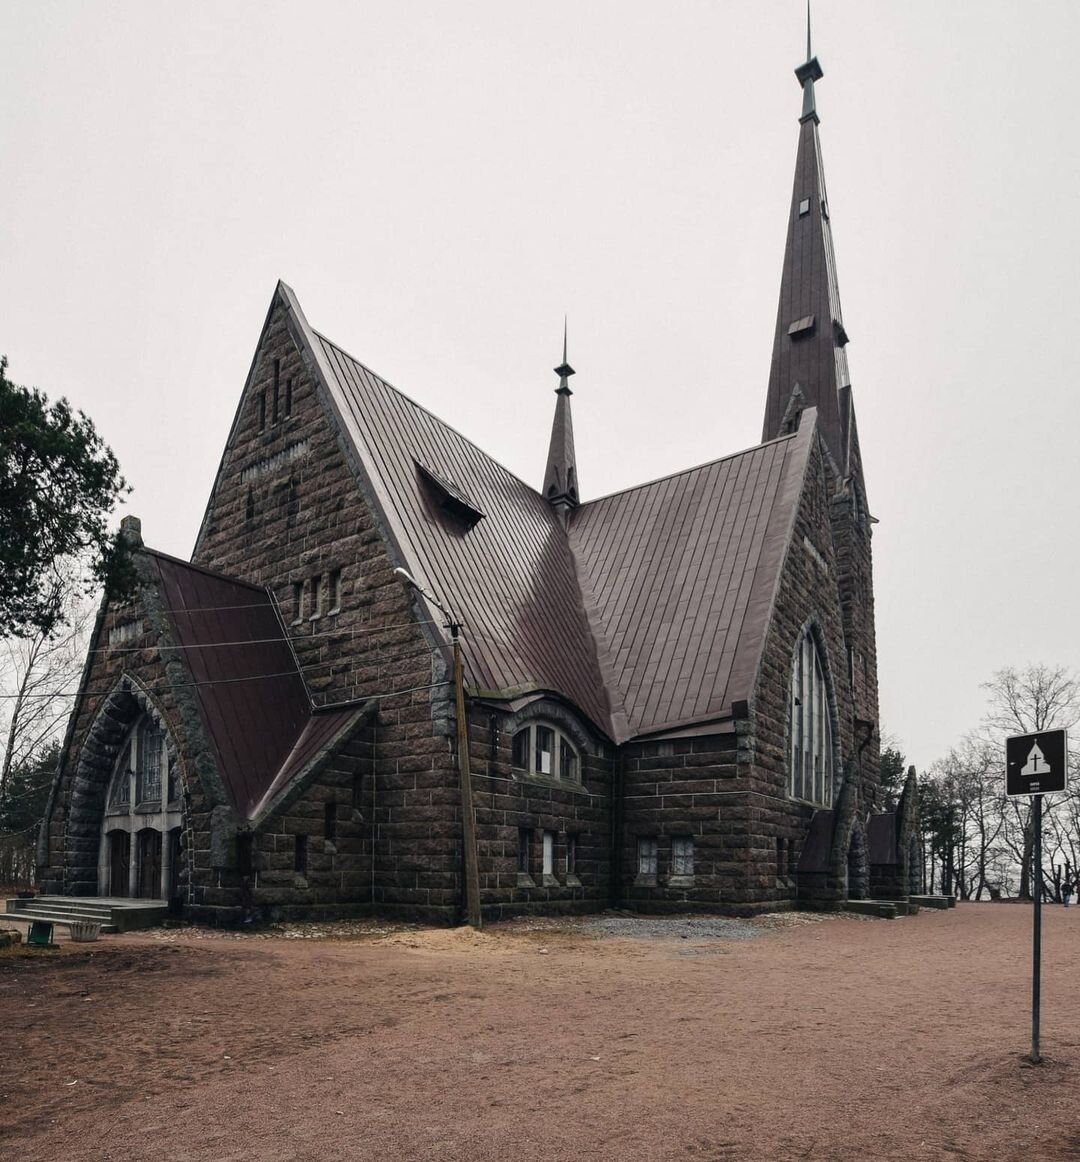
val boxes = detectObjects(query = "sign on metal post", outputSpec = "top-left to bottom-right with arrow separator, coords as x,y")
1006,729 -> 1069,798
1005,728 -> 1069,1065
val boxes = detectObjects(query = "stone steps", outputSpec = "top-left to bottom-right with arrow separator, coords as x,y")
5,896 -> 168,933
909,894 -> 956,910
844,899 -> 899,919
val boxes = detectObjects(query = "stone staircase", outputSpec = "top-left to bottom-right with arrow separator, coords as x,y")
4,895 -> 168,934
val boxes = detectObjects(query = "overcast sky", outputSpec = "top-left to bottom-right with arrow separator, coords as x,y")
2,1 -> 1077,772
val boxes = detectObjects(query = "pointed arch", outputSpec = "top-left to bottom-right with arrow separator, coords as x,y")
62,674 -> 187,897
786,619 -> 840,807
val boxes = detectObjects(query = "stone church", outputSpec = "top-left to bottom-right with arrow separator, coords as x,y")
38,39 -> 920,924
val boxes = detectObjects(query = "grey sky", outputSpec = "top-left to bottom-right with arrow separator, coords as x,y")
2,1 -> 1077,772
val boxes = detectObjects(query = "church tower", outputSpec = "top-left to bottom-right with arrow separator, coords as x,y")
763,19 -> 881,801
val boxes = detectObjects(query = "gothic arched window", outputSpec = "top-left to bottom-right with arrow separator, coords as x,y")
511,722 -> 580,784
788,632 -> 834,806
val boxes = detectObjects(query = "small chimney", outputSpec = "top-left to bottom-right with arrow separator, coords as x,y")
120,515 -> 143,547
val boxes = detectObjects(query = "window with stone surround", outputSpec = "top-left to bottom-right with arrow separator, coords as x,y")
517,828 -> 533,881
637,837 -> 658,877
510,723 -> 580,784
309,574 -> 322,620
788,631 -> 834,806
292,581 -> 304,625
566,834 -> 578,877
324,802 -> 337,842
542,830 -> 555,876
294,834 -> 308,874
671,836 -> 694,878
328,569 -> 342,614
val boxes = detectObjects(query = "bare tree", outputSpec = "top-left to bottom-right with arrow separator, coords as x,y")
0,598 -> 93,885
978,665 -> 1080,899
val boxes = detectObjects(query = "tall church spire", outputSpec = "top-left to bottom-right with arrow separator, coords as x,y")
762,18 -> 854,477
542,319 -> 580,519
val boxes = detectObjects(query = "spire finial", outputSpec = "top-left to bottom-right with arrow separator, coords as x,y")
554,315 -> 575,394
794,4 -> 824,124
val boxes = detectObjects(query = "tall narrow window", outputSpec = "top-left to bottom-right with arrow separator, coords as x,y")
294,834 -> 308,873
324,802 -> 337,841
788,632 -> 834,806
137,722 -> 163,803
258,390 -> 266,431
566,834 -> 578,876
272,359 -> 280,424
285,376 -> 293,417
292,581 -> 304,624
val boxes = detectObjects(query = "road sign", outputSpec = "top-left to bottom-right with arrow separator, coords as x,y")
1005,729 -> 1069,797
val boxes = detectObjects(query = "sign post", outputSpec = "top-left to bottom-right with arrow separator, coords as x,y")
1005,728 -> 1069,1065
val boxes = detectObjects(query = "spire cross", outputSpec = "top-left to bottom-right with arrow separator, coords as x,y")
554,315 -> 575,395
794,2 -> 824,124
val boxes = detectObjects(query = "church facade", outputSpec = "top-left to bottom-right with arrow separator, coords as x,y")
38,44 -> 919,924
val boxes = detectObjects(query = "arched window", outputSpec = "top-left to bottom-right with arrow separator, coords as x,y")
511,722 -> 580,784
788,632 -> 834,806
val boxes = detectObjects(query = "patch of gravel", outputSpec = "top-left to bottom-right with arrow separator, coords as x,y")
577,910 -> 833,942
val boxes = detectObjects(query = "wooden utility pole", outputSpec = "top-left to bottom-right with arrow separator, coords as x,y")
451,622 -> 482,928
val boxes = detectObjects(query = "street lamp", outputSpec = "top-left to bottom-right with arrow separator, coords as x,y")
393,568 -> 482,928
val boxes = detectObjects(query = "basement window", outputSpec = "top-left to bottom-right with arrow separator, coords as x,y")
671,836 -> 695,878
542,831 -> 555,876
566,834 -> 578,877
517,827 -> 534,885
637,837 -> 658,879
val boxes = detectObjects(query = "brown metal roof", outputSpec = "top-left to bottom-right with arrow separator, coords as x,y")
290,307 -> 614,736
276,284 -> 817,745
570,423 -> 814,740
148,551 -> 363,819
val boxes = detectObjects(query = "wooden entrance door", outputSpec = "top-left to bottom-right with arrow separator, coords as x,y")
137,829 -> 162,899
108,831 -> 130,897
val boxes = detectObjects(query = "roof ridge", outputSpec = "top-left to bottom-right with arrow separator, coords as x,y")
314,330 -> 545,499
144,547 -> 270,594
576,430 -> 800,509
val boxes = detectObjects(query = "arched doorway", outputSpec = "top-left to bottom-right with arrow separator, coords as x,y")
96,711 -> 184,900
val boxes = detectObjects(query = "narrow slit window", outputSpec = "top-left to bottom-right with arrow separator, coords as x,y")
542,831 -> 555,876
324,802 -> 337,842
511,728 -> 530,770
310,574 -> 322,620
535,726 -> 555,775
294,834 -> 308,873
285,376 -> 293,417
328,568 -> 342,613
272,359 -> 280,424
258,390 -> 266,431
292,581 -> 304,624
517,828 -> 532,875
566,834 -> 578,876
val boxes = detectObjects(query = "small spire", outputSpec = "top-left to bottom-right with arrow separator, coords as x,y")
543,317 -> 579,516
554,315 -> 575,394
794,2 -> 824,124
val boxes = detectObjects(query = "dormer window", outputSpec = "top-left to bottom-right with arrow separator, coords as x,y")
416,462 -> 485,529
511,722 -> 581,785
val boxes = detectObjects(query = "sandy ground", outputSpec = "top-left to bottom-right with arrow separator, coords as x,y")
1,903 -> 1079,1161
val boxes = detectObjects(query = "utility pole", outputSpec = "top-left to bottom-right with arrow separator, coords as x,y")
450,619 -> 482,929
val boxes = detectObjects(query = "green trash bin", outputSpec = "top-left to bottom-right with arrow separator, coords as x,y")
27,921 -> 55,947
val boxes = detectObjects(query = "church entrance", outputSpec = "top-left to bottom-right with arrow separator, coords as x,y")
136,829 -> 162,899
108,830 -> 130,897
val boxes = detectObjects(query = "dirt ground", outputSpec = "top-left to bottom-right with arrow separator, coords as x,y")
1,903 -> 1078,1162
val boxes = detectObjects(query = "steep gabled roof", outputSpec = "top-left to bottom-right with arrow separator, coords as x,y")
570,423 -> 814,740
147,550 -> 365,819
277,283 -> 817,744
280,285 -> 615,736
